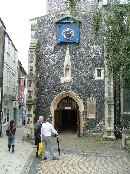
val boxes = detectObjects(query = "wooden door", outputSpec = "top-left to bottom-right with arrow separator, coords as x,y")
54,110 -> 59,132
77,110 -> 80,137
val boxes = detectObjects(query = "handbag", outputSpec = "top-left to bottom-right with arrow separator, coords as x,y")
38,141 -> 43,156
6,129 -> 11,136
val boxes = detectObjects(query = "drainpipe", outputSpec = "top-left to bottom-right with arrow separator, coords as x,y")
0,87 -> 2,136
0,30 -> 5,136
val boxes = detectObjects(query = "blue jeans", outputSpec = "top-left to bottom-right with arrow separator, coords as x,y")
42,136 -> 55,159
8,134 -> 15,145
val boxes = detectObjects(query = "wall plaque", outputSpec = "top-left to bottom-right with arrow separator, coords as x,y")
87,99 -> 96,118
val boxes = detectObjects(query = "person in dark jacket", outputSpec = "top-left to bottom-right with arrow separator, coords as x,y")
6,120 -> 16,153
34,116 -> 44,157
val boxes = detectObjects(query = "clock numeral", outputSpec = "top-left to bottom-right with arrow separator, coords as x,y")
62,28 -> 74,40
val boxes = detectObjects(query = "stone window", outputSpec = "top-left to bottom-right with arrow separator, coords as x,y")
95,68 -> 104,80
65,66 -> 69,78
97,69 -> 101,77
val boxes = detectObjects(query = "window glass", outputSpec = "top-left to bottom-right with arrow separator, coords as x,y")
97,69 -> 102,77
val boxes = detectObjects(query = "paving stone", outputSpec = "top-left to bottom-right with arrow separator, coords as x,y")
0,127 -> 130,174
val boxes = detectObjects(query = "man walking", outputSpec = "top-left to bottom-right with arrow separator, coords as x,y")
41,117 -> 59,160
34,116 -> 44,157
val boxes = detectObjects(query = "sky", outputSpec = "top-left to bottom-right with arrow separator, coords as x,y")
0,0 -> 46,72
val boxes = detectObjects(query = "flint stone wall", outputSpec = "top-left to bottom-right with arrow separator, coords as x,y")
47,0 -> 98,14
32,11 -> 105,133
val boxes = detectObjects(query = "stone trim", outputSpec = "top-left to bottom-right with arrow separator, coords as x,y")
94,67 -> 104,80
61,47 -> 71,83
50,91 -> 84,134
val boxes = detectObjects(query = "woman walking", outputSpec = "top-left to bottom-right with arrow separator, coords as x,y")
6,120 -> 16,153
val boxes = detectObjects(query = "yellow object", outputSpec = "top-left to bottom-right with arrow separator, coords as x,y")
38,142 -> 43,156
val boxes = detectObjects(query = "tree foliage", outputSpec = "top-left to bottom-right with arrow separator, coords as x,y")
66,0 -> 80,14
66,0 -> 130,87
92,3 -> 130,87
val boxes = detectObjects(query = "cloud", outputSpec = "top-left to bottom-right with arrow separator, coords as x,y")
0,0 -> 46,72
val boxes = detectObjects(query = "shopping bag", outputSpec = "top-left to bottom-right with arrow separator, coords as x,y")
38,142 -> 43,156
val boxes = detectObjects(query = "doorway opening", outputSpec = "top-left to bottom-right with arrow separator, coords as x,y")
59,109 -> 77,132
54,96 -> 80,136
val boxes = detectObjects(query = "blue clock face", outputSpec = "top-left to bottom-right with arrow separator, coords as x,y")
62,28 -> 74,40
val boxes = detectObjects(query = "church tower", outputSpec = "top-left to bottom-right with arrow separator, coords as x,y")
26,0 -> 116,139
46,0 -> 99,14
46,0 -> 67,14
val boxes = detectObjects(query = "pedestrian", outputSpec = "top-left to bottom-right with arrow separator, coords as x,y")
6,120 -> 16,153
34,116 -> 44,157
41,117 -> 59,160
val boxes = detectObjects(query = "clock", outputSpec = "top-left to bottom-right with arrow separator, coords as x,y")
62,28 -> 74,40
56,17 -> 80,43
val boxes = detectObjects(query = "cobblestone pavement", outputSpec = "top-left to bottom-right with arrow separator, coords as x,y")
0,126 -> 34,174
28,131 -> 130,174
38,153 -> 130,174
0,128 -> 130,174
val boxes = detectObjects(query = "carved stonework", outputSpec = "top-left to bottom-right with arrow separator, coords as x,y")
61,47 -> 71,83
26,38 -> 37,125
104,63 -> 115,139
87,98 -> 96,118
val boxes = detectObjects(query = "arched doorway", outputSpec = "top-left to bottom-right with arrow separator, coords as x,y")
54,96 -> 80,136
50,91 -> 84,137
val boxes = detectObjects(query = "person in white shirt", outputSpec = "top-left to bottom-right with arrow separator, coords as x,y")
41,117 -> 59,160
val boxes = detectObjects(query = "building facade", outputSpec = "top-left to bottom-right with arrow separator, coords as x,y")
0,18 -> 5,135
18,60 -> 27,126
27,0 -> 129,138
0,18 -> 28,134
0,18 -> 19,134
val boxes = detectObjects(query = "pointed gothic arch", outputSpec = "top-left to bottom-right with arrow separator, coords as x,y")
50,91 -> 84,136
